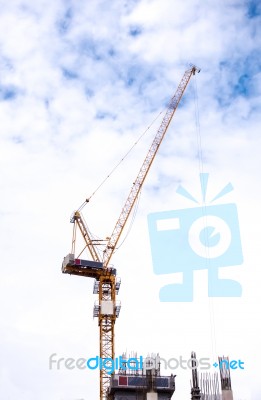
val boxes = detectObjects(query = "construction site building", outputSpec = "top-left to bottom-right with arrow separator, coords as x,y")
108,354 -> 175,400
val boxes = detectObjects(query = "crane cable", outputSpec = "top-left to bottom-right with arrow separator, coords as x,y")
192,73 -> 217,363
77,108 -> 165,212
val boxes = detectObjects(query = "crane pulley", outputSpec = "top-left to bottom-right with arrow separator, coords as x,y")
62,65 -> 200,400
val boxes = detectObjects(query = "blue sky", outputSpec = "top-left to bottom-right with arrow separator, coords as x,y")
0,0 -> 260,399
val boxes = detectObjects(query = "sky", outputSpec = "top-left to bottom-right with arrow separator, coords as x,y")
0,0 -> 261,399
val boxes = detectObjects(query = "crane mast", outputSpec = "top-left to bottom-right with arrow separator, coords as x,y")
62,65 -> 199,400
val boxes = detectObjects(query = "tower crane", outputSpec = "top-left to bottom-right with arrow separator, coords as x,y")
62,65 -> 199,400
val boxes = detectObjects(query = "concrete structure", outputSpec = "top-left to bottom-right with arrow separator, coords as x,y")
219,357 -> 233,400
108,354 -> 175,400
190,352 -> 201,400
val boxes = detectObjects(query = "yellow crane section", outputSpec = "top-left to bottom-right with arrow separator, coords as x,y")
62,65 -> 200,400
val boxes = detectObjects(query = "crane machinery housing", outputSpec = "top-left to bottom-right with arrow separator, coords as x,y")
62,65 -> 200,400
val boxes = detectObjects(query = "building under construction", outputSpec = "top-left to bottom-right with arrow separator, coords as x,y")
105,352 -> 234,400
108,353 -> 175,400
